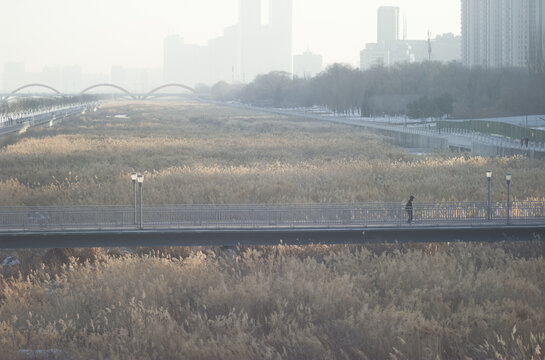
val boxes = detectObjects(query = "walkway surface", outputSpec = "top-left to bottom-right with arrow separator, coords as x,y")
1,202 -> 544,248
0,103 -> 97,136
218,102 -> 545,155
272,107 -> 545,152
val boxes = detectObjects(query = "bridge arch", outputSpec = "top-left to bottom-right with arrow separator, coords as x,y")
79,83 -> 134,98
144,83 -> 196,99
8,83 -> 63,97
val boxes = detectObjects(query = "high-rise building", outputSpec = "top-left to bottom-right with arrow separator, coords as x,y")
163,34 -> 209,86
377,6 -> 400,44
163,34 -> 185,83
208,25 -> 239,83
293,50 -> 322,78
41,65 -> 82,93
360,34 -> 460,70
462,0 -> 545,69
164,0 -> 293,85
529,0 -> 545,70
238,0 -> 263,82
431,33 -> 462,63
269,0 -> 293,74
237,0 -> 293,81
360,43 -> 389,70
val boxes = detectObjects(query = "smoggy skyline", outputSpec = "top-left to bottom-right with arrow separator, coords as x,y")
1,0 -> 460,77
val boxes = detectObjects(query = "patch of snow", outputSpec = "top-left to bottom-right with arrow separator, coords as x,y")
2,256 -> 20,266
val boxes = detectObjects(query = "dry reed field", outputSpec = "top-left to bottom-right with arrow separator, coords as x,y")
1,244 -> 544,359
1,100 -> 544,206
1,100 -> 544,359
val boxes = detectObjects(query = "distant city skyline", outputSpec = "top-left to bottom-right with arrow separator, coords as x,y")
360,6 -> 461,70
163,0 -> 293,86
1,0 -> 461,83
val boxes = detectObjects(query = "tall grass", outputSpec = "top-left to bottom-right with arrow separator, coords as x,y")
1,101 -> 544,359
0,100 -> 544,206
0,244 -> 544,359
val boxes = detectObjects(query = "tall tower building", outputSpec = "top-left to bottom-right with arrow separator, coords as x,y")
164,0 -> 294,85
293,50 -> 322,78
462,0 -> 544,69
529,0 -> 545,70
269,0 -> 293,74
238,0 -> 262,82
237,0 -> 293,81
238,0 -> 261,28
377,6 -> 400,44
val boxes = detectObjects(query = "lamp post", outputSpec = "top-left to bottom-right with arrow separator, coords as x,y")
138,173 -> 144,229
505,172 -> 511,224
131,172 -> 137,225
486,170 -> 492,220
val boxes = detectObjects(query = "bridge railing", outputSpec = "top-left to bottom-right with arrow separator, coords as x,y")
0,201 -> 544,231
0,206 -> 133,229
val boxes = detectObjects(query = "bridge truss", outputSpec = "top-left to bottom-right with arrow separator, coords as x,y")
2,83 -> 197,100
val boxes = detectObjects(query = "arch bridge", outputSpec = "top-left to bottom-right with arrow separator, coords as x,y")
3,83 -> 196,100
3,84 -> 63,100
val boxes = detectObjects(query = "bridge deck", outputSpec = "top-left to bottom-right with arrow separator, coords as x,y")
1,202 -> 544,248
2,225 -> 544,248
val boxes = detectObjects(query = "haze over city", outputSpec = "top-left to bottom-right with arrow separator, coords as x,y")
1,0 -> 460,89
1,0 -> 545,358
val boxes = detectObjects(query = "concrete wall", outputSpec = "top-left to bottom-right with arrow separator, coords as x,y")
472,142 -> 545,159
366,127 -> 449,151
366,126 -> 545,159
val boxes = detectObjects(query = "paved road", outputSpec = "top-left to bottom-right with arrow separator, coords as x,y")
0,103 -> 97,136
210,101 -> 545,154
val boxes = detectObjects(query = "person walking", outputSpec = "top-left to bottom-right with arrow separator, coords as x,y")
405,195 -> 414,223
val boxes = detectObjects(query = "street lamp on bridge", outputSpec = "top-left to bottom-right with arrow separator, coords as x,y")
138,173 -> 144,229
486,170 -> 492,220
506,172 -> 511,224
131,172 -> 137,225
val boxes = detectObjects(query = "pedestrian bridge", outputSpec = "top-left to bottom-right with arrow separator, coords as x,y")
1,202 -> 544,248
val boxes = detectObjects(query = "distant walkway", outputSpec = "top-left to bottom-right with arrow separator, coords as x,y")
0,103 -> 98,136
227,103 -> 545,159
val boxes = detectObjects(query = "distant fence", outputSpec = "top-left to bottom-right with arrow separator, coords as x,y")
438,120 -> 545,143
1,202 -> 544,231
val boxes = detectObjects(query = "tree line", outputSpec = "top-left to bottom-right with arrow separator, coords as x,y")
210,62 -> 545,119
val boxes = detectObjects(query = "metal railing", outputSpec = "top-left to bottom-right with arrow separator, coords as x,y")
273,107 -> 545,151
0,201 -> 544,232
0,103 -> 99,134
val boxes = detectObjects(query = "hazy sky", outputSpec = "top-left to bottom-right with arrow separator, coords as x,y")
1,0 -> 460,75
